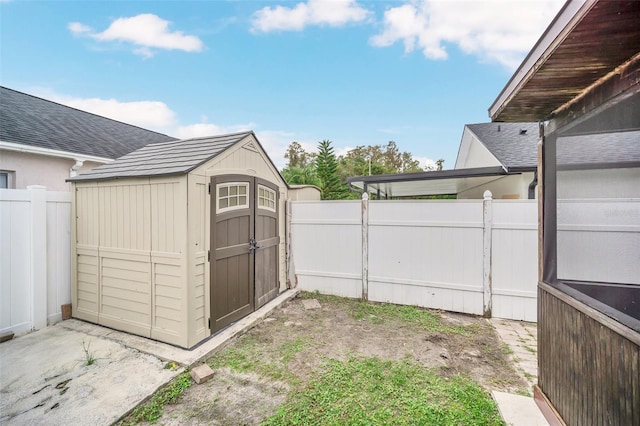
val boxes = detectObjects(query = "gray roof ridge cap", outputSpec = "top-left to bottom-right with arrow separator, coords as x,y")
144,130 -> 253,147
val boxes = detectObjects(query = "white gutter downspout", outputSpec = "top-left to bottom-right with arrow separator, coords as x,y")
70,160 -> 84,178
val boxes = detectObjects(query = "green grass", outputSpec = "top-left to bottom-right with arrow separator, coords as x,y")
122,372 -> 192,424
207,334 -> 309,385
262,356 -> 504,426
300,291 -> 473,335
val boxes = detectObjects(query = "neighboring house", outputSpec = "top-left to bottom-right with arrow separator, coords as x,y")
347,122 -> 540,199
489,0 -> 640,424
455,122 -> 538,199
350,119 -> 637,201
0,86 -> 176,191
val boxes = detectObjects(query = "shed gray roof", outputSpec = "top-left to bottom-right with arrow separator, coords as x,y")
69,131 -> 254,181
466,122 -> 539,170
0,86 -> 177,159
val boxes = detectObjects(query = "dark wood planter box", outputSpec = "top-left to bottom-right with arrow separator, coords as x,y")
537,283 -> 640,425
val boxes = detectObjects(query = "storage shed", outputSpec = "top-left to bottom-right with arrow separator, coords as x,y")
68,131 -> 289,348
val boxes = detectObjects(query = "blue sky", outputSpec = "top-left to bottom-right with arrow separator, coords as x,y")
0,0 -> 564,170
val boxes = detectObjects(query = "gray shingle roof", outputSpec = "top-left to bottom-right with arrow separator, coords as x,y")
466,122 -> 539,170
0,86 -> 177,159
467,122 -> 639,170
557,130 -> 640,167
68,131 -> 253,181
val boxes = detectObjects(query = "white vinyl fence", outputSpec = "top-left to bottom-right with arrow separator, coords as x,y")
0,186 -> 71,335
291,192 -> 539,322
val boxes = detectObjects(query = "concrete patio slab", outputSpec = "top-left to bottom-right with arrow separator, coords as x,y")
489,319 -> 548,426
492,391 -> 550,426
0,288 -> 299,425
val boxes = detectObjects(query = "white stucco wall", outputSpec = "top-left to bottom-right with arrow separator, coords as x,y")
457,135 -> 501,169
457,172 -> 535,200
0,150 -> 103,191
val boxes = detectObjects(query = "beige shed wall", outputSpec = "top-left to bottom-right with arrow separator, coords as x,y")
288,185 -> 321,201
0,150 -> 103,191
72,176 -> 190,347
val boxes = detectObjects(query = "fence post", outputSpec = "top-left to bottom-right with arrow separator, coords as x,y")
285,198 -> 296,289
28,185 -> 48,329
482,190 -> 493,317
361,192 -> 369,301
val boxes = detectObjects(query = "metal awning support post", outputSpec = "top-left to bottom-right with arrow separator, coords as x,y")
482,190 -> 493,317
361,192 -> 369,301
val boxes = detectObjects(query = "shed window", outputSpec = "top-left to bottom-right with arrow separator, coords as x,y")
0,173 -> 7,189
258,185 -> 276,212
217,182 -> 249,213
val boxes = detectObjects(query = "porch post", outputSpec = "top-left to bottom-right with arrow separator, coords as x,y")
482,190 -> 493,317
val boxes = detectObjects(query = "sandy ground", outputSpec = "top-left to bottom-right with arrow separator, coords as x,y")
143,294 -> 527,425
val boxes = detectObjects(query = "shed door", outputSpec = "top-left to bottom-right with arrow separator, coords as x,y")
255,178 -> 280,309
210,175 -> 280,333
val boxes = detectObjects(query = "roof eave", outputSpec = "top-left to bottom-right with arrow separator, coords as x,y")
1,140 -> 114,164
488,0 -> 594,121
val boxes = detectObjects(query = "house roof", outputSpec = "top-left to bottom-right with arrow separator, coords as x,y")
466,122 -> 539,171
0,86 -> 177,159
489,0 -> 640,122
68,131 -> 255,182
557,130 -> 640,169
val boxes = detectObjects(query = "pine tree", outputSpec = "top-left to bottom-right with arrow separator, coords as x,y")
316,140 -> 347,200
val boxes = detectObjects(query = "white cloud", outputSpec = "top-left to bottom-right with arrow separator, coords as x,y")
414,155 -> 438,171
370,0 -> 565,69
251,0 -> 371,32
62,97 -> 176,130
68,22 -> 92,34
29,88 -> 177,130
174,121 -> 255,140
68,14 -> 204,57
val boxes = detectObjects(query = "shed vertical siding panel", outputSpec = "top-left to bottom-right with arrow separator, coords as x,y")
187,175 -> 207,346
539,285 -> 640,425
150,178 -> 187,347
75,186 -> 100,322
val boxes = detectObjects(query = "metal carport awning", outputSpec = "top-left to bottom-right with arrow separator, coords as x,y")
347,166 -> 527,198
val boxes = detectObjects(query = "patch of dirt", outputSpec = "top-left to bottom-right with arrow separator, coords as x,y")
158,369 -> 288,426
148,295 -> 527,425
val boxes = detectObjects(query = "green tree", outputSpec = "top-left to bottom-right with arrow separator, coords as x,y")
281,165 -> 321,187
337,141 -> 423,180
316,140 -> 348,200
284,141 -> 315,169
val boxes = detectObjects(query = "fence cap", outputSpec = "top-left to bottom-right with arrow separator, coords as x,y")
483,190 -> 493,200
